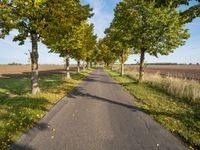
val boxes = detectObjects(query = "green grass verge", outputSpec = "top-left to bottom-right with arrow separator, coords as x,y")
0,69 -> 92,149
106,69 -> 200,150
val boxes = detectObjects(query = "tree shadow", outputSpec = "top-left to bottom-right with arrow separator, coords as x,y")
0,96 -> 50,149
83,74 -> 118,85
0,69 -> 90,149
9,122 -> 49,150
68,87 -> 139,112
9,144 -> 34,150
0,67 -> 80,79
111,72 -> 200,148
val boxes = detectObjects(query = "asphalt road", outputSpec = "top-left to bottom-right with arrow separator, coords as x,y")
10,69 -> 186,150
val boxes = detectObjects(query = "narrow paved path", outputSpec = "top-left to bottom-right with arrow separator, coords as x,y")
11,69 -> 186,150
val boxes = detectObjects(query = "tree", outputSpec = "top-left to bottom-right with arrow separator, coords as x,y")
105,21 -> 132,76
82,23 -> 97,69
41,0 -> 92,78
112,0 -> 190,82
6,0 -> 49,94
71,21 -> 97,73
2,0 -> 91,94
98,36 -> 118,69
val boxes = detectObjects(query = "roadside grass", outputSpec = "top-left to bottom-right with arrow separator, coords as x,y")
106,69 -> 200,150
0,69 -> 92,149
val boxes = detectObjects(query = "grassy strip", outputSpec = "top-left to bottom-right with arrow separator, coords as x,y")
0,69 -> 92,149
106,69 -> 200,150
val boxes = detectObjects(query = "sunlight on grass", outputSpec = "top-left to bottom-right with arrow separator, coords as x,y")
106,69 -> 200,150
0,69 -> 92,149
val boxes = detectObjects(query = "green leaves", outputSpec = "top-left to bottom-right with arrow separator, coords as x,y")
102,0 -> 190,81
41,1 -> 95,63
150,0 -> 200,23
110,0 -> 189,56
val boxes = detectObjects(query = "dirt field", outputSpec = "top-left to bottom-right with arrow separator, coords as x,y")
123,64 -> 200,80
0,65 -> 78,78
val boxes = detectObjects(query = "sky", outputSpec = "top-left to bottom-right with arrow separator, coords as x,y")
0,0 -> 199,65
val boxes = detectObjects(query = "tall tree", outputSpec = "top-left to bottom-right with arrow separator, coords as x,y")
41,0 -> 92,78
105,22 -> 132,76
71,21 -> 97,73
7,0 -> 48,94
112,0 -> 190,82
2,0 -> 91,94
98,36 -> 118,69
82,23 -> 97,69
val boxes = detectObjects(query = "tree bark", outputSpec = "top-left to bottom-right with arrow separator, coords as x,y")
111,64 -> 114,71
83,62 -> 86,71
65,55 -> 71,79
86,61 -> 90,69
121,63 -> 124,76
139,49 -> 145,83
77,60 -> 80,73
121,50 -> 125,76
31,32 -> 40,95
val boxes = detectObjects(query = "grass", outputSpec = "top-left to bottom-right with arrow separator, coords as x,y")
106,69 -> 200,150
0,69 -> 92,149
127,71 -> 200,102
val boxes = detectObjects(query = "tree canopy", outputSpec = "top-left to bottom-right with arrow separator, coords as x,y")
98,0 -> 190,82
0,0 -> 93,94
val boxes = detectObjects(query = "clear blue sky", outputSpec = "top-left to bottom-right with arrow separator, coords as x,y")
0,0 -> 199,64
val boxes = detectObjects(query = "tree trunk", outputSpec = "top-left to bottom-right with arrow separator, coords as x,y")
83,62 -> 86,71
77,60 -> 80,73
121,63 -> 124,76
31,32 -> 40,95
65,55 -> 71,79
121,50 -> 125,76
139,49 -> 145,83
90,62 -> 93,68
111,64 -> 114,71
86,61 -> 90,69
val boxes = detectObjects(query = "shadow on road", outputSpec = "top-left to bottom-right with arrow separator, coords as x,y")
9,144 -> 34,150
84,74 -> 118,85
68,86 -> 139,112
9,122 -> 49,150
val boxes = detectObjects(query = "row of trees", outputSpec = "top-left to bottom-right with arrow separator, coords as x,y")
98,0 -> 199,82
0,0 -> 97,94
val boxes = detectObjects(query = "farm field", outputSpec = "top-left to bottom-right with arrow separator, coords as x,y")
119,64 -> 200,81
0,65 -> 78,78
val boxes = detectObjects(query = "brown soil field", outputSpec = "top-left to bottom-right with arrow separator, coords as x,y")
123,65 -> 200,80
0,65 -> 78,79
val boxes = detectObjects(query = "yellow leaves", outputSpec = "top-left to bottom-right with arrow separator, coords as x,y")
51,135 -> 54,139
0,71 -> 92,149
50,128 -> 56,140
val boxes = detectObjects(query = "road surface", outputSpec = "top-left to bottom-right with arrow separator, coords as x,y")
10,69 -> 186,150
